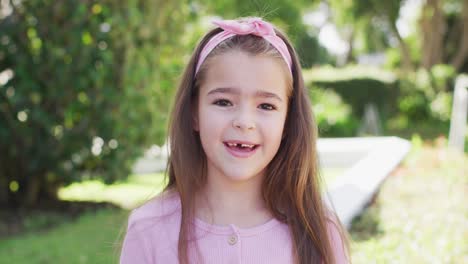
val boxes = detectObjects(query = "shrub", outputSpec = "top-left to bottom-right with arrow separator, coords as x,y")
392,65 -> 456,127
0,0 -> 186,207
304,65 -> 398,136
304,65 -> 399,118
305,65 -> 457,138
309,87 -> 359,137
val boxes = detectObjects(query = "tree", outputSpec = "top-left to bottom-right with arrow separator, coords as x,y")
196,0 -> 331,67
420,0 -> 468,71
329,0 -> 413,70
329,0 -> 468,73
0,0 -> 188,208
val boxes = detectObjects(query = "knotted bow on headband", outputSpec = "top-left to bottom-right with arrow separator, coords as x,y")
195,17 -> 292,74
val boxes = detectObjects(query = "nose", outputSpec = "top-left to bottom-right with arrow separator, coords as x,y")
232,106 -> 256,131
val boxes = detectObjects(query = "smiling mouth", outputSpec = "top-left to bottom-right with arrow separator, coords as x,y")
223,142 -> 260,152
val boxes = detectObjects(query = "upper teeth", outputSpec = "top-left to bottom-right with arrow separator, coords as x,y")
227,143 -> 254,148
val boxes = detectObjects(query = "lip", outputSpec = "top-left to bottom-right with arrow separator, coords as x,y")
223,140 -> 259,145
223,140 -> 260,158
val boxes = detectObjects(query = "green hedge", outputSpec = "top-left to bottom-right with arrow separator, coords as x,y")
309,88 -> 359,137
304,66 -> 399,117
304,65 -> 457,138
304,66 -> 398,136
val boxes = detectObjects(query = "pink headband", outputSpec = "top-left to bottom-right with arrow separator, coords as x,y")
195,17 -> 292,74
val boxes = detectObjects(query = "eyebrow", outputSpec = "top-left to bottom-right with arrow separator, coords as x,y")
207,87 -> 283,102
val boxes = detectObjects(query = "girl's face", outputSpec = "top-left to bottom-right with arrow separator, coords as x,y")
194,50 -> 290,185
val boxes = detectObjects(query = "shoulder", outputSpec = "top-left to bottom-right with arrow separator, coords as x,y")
126,190 -> 181,233
120,191 -> 181,263
324,212 -> 350,263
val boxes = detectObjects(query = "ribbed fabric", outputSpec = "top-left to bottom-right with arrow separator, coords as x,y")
120,192 -> 348,264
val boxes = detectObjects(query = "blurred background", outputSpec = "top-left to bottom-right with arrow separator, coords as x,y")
0,0 -> 467,263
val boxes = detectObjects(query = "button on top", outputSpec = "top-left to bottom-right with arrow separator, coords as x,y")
228,235 -> 237,245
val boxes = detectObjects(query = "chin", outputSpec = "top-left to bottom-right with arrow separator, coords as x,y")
222,169 -> 264,182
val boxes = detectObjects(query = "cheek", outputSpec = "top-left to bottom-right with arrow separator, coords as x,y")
262,115 -> 287,141
197,107 -> 225,136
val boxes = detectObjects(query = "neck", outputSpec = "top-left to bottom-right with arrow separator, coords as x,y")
195,171 -> 273,228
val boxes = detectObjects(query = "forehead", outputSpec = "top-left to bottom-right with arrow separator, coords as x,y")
200,50 -> 291,98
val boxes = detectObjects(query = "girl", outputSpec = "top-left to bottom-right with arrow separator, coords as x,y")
120,17 -> 349,264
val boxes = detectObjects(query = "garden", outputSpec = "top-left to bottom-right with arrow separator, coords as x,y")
1,0 -> 467,263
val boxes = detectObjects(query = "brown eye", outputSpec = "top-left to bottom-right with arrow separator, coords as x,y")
259,103 -> 276,110
213,99 -> 232,107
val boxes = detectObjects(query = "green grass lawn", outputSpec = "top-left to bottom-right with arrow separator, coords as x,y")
0,208 -> 127,264
1,142 -> 466,263
58,169 -> 343,209
0,173 -> 166,264
350,140 -> 468,263
57,173 -> 167,209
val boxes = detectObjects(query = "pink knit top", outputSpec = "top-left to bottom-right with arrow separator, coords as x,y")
120,192 -> 348,263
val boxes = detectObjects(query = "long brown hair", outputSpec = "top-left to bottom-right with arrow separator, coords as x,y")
165,18 -> 348,264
